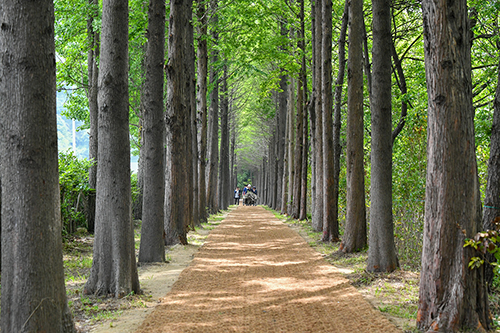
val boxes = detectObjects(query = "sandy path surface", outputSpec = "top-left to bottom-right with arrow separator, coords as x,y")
135,205 -> 402,333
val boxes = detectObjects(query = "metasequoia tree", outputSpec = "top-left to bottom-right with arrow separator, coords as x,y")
312,0 -> 323,232
367,0 -> 398,272
298,91 -> 309,221
206,0 -> 220,214
332,0 -> 349,244
417,0 -> 490,330
165,0 -> 195,245
87,0 -> 99,234
138,0 -> 166,263
219,61 -> 230,210
321,0 -> 339,242
197,0 -> 209,222
286,76 -> 295,216
482,46 -> 500,286
85,0 -> 140,296
0,2 -> 75,330
341,0 -> 367,253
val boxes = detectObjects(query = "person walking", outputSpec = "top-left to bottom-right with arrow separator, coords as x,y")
234,187 -> 240,205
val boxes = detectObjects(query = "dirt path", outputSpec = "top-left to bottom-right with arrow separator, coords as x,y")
135,205 -> 401,333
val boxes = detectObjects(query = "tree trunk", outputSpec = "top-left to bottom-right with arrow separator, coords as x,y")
332,0 -> 348,243
321,0 -> 339,242
417,0 -> 490,330
197,0 -> 208,222
0,2 -> 76,330
138,0 -> 166,263
341,0 -> 367,253
206,0 -> 219,214
87,0 -> 99,234
298,95 -> 309,221
292,70 -> 304,219
312,0 -> 323,232
187,1 -> 196,229
276,68 -> 288,212
219,62 -> 230,210
309,0 -> 317,226
287,76 -> 295,215
281,102 -> 289,215
164,0 -> 194,246
85,0 -> 140,297
482,57 -> 500,287
391,40 -> 408,143
367,0 -> 399,272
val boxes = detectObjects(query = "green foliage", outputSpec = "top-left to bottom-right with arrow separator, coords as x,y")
464,218 -> 500,282
59,150 -> 94,236
130,172 -> 141,212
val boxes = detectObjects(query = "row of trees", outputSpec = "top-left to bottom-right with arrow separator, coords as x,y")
1,0 -> 499,332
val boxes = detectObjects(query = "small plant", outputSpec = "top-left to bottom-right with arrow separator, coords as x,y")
464,217 -> 500,274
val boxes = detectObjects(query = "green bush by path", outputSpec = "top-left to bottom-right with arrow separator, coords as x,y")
59,150 -> 94,236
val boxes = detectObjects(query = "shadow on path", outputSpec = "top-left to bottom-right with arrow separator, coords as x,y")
136,206 -> 401,333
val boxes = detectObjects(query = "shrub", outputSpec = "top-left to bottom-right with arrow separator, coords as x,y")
59,150 -> 94,236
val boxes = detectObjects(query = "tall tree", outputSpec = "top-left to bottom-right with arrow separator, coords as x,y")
332,0 -> 349,244
0,1 -> 76,330
312,0 -> 323,232
85,0 -> 140,296
87,0 -> 99,234
138,0 -> 166,263
165,0 -> 195,245
482,57 -> 500,286
298,94 -> 309,221
341,0 -> 367,253
219,61 -> 230,210
321,0 -> 339,242
188,7 -> 198,228
417,0 -> 490,330
276,69 -> 288,212
286,76 -> 295,216
292,71 -> 304,218
206,0 -> 220,214
197,0 -> 209,222
367,0 -> 399,272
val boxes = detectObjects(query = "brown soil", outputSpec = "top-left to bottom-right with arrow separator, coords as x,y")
135,205 -> 402,333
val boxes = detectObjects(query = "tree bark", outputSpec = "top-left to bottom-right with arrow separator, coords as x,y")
219,61 -> 230,210
187,0 -> 196,229
287,76 -> 295,215
312,0 -> 323,232
298,96 -> 309,221
417,0 -> 490,330
332,0 -> 349,243
87,0 -> 99,234
367,0 -> 399,272
281,104 -> 290,215
390,41 -> 408,143
138,0 -> 166,263
164,0 -> 194,246
0,2 -> 76,330
321,0 -> 338,242
341,0 -> 367,253
197,0 -> 209,222
85,0 -> 140,297
276,67 -> 288,212
292,68 -> 304,219
206,0 -> 219,214
482,57 -> 500,287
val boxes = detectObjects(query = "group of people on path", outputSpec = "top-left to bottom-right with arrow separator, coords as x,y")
234,184 -> 258,206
